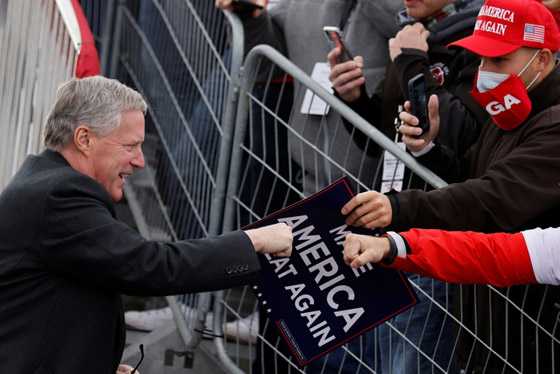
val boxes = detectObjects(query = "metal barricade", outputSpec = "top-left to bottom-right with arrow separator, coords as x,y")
112,0 -> 245,352
215,45 -> 560,373
0,0 -> 81,190
216,45 -> 451,374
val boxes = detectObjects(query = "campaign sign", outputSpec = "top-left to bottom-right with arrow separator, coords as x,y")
244,177 -> 419,366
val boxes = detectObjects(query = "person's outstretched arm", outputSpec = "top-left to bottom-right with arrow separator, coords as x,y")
344,227 -> 560,287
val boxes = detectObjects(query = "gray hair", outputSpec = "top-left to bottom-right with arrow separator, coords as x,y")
44,76 -> 147,151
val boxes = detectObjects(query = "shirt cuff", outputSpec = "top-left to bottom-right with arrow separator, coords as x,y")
411,141 -> 435,157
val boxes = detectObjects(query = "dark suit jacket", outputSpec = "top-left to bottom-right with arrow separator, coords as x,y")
0,149 -> 260,374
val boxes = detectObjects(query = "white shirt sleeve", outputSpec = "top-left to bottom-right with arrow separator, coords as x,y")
410,141 -> 435,157
521,227 -> 560,285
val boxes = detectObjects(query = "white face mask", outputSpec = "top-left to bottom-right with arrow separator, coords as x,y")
476,49 -> 542,93
476,70 -> 509,92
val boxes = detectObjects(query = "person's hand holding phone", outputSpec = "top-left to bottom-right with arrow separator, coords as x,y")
327,50 -> 365,103
399,94 -> 440,154
324,26 -> 365,103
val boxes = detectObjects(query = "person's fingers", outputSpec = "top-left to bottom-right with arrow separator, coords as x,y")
329,60 -> 361,82
352,208 -> 391,229
402,131 -> 427,150
354,55 -> 364,66
399,105 -> 419,126
411,22 -> 426,32
215,0 -> 233,10
334,75 -> 365,97
116,364 -> 135,374
341,192 -> 372,215
351,252 -> 370,269
425,94 -> 440,140
327,47 -> 342,68
343,234 -> 361,265
403,100 -> 411,113
343,192 -> 389,227
352,249 -> 379,268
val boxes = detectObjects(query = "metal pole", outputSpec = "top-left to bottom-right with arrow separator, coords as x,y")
108,0 -> 125,79
100,0 -> 116,76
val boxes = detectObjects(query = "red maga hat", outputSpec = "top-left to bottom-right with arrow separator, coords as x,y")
448,0 -> 560,57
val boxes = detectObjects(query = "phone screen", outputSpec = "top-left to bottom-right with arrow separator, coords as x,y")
408,74 -> 430,138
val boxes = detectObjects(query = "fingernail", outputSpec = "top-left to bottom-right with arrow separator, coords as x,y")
341,207 -> 347,214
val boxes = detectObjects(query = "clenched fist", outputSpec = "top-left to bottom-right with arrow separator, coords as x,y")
246,222 -> 293,257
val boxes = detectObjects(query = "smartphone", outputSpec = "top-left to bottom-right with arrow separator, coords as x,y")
408,73 -> 430,138
232,0 -> 264,10
323,26 -> 353,63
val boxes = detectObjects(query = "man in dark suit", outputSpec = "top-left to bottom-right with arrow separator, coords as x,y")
0,76 -> 293,374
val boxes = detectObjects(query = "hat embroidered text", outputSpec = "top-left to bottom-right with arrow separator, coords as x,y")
448,0 -> 560,57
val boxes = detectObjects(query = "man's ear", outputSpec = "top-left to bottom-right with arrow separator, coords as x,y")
536,48 -> 553,72
74,125 -> 92,155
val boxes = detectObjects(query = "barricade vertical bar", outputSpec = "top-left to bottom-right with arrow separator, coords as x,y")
100,0 -> 116,76
0,0 -> 81,190
208,9 -> 244,237
108,0 -> 125,79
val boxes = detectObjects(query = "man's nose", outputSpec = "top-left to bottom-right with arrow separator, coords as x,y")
132,147 -> 145,169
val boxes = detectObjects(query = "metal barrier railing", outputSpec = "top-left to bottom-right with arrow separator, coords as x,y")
216,44 -> 452,374
0,0 -> 81,190
215,44 -> 559,374
111,0 -> 246,353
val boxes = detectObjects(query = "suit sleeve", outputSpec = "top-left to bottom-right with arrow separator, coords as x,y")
383,229 -> 538,287
36,174 -> 260,296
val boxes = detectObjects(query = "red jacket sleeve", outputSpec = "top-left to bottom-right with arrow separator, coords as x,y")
386,229 -> 537,287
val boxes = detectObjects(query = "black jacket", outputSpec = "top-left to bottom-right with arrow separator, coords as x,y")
390,63 -> 560,374
0,150 -> 260,374
345,0 -> 488,157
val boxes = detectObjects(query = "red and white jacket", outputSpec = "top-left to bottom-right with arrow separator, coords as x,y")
384,227 -> 560,287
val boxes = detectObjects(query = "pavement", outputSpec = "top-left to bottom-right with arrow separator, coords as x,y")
123,321 -> 255,373
123,323 -> 226,373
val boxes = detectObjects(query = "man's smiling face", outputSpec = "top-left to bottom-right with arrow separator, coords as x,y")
88,110 -> 146,201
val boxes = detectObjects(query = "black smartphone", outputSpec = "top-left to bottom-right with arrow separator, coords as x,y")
408,73 -> 430,138
233,0 -> 264,10
323,26 -> 353,63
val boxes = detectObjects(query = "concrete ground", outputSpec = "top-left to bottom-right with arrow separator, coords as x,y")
123,323 -> 226,374
122,318 -> 254,373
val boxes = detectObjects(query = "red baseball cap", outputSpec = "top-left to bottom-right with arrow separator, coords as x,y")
448,0 -> 560,57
